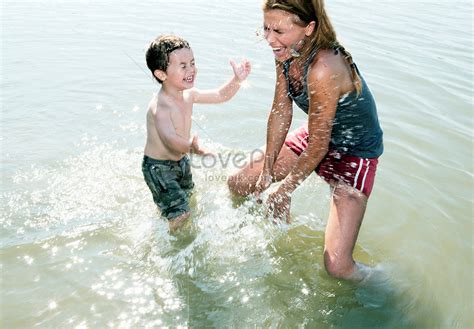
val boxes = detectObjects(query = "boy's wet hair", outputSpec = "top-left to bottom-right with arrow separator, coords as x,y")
146,35 -> 190,84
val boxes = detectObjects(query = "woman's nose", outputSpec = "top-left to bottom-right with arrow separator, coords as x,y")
264,30 -> 275,43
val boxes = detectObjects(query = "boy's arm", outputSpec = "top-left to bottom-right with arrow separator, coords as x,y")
191,59 -> 251,104
155,109 -> 192,154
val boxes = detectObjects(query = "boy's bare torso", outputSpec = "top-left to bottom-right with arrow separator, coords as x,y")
144,91 -> 193,161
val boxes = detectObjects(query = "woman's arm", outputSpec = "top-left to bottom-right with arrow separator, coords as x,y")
263,62 -> 294,174
267,57 -> 341,221
280,59 -> 340,193
255,62 -> 294,194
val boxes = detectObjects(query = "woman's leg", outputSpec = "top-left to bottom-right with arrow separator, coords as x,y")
227,145 -> 299,196
323,182 -> 371,281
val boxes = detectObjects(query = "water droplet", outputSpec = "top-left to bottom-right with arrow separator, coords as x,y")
23,255 -> 34,265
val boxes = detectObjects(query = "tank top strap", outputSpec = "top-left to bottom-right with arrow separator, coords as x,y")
300,47 -> 318,78
305,47 -> 319,68
282,58 -> 290,78
282,46 -> 319,77
332,43 -> 361,74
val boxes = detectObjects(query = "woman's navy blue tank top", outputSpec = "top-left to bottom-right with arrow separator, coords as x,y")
282,48 -> 383,158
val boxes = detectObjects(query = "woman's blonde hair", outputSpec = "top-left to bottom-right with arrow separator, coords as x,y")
263,0 -> 362,95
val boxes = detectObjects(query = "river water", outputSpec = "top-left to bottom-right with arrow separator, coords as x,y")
1,0 -> 473,328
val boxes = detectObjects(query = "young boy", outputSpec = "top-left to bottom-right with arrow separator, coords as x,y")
142,35 -> 251,231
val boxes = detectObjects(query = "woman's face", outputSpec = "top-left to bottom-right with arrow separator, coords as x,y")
263,9 -> 309,62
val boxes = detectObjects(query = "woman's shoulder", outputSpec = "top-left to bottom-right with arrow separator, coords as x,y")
307,50 -> 338,78
311,48 -> 342,69
308,48 -> 350,80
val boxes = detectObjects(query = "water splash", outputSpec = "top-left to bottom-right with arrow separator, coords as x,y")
1,138 -> 401,327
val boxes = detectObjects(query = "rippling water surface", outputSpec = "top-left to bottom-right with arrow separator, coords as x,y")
1,0 -> 473,328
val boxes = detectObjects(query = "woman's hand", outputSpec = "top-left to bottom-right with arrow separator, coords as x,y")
230,58 -> 251,82
254,171 -> 273,202
266,187 -> 292,223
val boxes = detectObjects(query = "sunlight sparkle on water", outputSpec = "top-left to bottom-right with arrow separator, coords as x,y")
23,255 -> 34,265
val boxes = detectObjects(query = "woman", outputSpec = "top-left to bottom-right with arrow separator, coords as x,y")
228,0 -> 383,281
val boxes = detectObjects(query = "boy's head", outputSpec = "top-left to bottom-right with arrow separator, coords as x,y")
146,35 -> 191,84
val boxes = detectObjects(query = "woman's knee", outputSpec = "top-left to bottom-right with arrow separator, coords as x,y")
227,173 -> 242,194
227,172 -> 254,196
227,154 -> 264,196
333,183 -> 368,205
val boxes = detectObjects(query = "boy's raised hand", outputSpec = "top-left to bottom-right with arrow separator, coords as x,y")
230,59 -> 251,82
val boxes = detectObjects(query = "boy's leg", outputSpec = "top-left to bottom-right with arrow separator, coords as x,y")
168,211 -> 191,232
164,190 -> 191,232
167,155 -> 194,232
162,177 -> 192,228
142,158 -> 167,211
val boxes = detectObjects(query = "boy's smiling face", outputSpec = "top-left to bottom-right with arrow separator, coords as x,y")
163,48 -> 197,90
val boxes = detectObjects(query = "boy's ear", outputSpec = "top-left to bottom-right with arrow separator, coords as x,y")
153,69 -> 167,82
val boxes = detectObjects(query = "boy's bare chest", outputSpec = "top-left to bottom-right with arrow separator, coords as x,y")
170,103 -> 192,134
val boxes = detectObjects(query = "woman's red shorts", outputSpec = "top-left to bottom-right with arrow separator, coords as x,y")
284,125 -> 379,197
